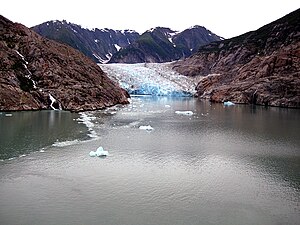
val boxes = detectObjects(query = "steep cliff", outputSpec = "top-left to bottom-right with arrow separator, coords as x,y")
173,9 -> 300,108
0,16 -> 129,112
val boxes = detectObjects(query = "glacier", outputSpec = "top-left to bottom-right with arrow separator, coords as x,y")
100,63 -> 196,97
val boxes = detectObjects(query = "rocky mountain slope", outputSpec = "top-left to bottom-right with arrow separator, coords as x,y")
109,26 -> 222,63
32,20 -> 139,63
0,16 -> 129,112
173,9 -> 300,108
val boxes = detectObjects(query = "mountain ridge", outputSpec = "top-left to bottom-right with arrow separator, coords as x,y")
109,26 -> 222,63
0,15 -> 129,112
32,21 -> 222,64
32,20 -> 139,63
172,8 -> 300,108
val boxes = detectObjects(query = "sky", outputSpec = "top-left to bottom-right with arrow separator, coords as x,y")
1,0 -> 299,38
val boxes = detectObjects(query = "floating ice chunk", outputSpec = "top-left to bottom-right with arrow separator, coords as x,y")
5,114 -> 13,117
139,125 -> 154,131
223,101 -> 235,106
165,105 -> 171,108
175,111 -> 194,115
52,139 -> 80,147
89,151 -> 97,157
89,146 -> 109,157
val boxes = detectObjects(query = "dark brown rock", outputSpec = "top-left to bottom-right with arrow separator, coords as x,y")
173,9 -> 300,108
0,16 -> 129,112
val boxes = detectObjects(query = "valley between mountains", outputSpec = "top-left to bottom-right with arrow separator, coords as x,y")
0,8 -> 299,111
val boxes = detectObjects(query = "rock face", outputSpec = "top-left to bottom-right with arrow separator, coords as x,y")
32,20 -> 139,63
109,26 -> 223,63
173,9 -> 300,108
0,16 -> 129,112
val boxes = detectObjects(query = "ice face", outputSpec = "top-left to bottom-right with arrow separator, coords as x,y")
100,63 -> 196,97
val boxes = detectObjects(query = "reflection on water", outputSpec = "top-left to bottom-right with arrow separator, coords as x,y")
0,97 -> 299,225
0,111 -> 87,160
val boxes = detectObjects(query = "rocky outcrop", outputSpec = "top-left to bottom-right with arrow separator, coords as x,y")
109,26 -> 222,63
0,15 -> 129,112
173,9 -> 300,108
32,20 -> 139,63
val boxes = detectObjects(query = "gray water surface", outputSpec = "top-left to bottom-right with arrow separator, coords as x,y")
0,97 -> 299,225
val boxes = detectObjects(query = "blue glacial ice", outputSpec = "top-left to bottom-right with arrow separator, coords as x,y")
100,63 -> 196,97
223,101 -> 235,106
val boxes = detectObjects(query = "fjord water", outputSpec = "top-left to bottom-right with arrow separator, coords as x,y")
0,97 -> 299,225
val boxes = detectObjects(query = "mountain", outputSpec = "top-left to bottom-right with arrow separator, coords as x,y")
173,8 -> 300,108
0,15 -> 129,112
32,22 -> 222,64
109,26 -> 222,63
32,20 -> 139,63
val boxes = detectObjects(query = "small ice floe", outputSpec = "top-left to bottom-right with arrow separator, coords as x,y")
52,139 -> 80,147
89,146 -> 109,157
175,110 -> 194,116
5,113 -> 13,117
139,125 -> 154,131
165,105 -> 171,108
223,101 -> 235,106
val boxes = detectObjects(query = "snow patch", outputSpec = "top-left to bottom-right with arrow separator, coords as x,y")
105,53 -> 112,59
114,44 -> 121,51
168,37 -> 176,47
93,53 -> 110,64
15,50 -> 28,64
15,50 -> 37,89
48,94 -> 61,110
71,27 -> 78,33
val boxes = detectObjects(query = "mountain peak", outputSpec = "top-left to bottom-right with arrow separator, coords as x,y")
32,21 -> 223,64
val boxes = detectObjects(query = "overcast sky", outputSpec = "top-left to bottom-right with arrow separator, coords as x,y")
1,0 -> 299,38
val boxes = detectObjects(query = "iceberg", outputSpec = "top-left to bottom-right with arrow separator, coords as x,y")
100,63 -> 196,97
223,101 -> 235,106
175,110 -> 194,115
139,125 -> 154,131
89,146 -> 109,157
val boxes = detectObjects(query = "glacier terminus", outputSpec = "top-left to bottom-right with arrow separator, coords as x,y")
100,63 -> 196,97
